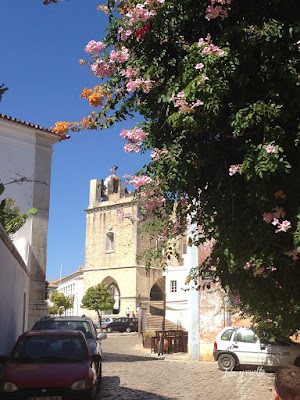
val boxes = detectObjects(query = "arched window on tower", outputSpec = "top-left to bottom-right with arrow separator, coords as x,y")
106,232 -> 115,253
113,179 -> 119,193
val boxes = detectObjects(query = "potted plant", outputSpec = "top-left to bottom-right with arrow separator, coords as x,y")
142,330 -> 155,348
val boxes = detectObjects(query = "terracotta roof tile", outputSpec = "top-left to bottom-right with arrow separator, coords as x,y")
0,114 -> 69,140
48,268 -> 83,285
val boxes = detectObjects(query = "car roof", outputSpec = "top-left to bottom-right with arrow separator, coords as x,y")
36,316 -> 93,322
22,330 -> 85,338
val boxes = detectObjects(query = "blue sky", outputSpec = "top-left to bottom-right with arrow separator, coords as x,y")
1,0 -> 148,281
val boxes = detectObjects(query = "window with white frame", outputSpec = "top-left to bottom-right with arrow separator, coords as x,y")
106,232 -> 115,253
170,280 -> 177,293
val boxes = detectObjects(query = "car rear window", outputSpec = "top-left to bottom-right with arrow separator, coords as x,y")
11,335 -> 89,363
221,329 -> 234,341
33,320 -> 93,339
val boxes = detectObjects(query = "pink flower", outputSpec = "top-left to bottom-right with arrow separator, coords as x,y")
244,262 -> 251,270
120,127 -> 148,144
275,220 -> 291,233
150,150 -> 160,160
266,144 -> 276,154
177,92 -> 185,99
126,78 -> 153,93
124,144 -> 140,152
85,40 -> 105,54
109,47 -> 130,63
195,63 -> 204,70
121,67 -> 139,78
190,99 -> 203,109
272,218 -> 279,226
118,27 -> 134,41
198,38 -> 207,48
90,60 -> 114,78
201,46 -> 212,55
130,175 -> 152,190
229,164 -> 241,176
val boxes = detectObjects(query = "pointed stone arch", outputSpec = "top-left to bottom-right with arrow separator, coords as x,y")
101,276 -> 120,314
150,277 -> 164,300
150,277 -> 165,315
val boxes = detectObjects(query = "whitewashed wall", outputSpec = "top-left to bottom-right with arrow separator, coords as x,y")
0,225 -> 30,355
163,265 -> 189,330
0,117 -> 64,329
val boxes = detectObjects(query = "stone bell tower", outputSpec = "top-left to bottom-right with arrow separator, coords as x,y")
83,170 -> 164,318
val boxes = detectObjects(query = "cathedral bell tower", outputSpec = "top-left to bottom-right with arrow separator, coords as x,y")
83,170 -> 164,318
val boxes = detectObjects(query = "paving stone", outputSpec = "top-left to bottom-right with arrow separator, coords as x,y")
98,333 -> 274,400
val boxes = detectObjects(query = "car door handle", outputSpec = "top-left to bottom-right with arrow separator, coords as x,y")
232,344 -> 238,348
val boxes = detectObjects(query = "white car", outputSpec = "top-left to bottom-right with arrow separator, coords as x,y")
213,326 -> 300,370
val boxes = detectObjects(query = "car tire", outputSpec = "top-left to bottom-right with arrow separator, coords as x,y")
96,363 -> 102,389
125,327 -> 131,333
295,356 -> 300,367
218,353 -> 236,371
107,327 -> 112,333
89,385 -> 97,400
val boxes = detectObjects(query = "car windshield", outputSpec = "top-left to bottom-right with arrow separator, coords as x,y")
33,320 -> 93,339
10,335 -> 89,364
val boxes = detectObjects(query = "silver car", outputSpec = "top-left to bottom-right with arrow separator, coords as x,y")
94,317 -> 115,330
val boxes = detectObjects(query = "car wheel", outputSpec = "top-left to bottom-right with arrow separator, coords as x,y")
295,356 -> 300,367
125,327 -> 131,333
107,327 -> 112,333
96,363 -> 102,389
218,353 -> 236,371
89,384 -> 97,400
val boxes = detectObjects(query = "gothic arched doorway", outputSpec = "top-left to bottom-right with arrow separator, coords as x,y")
101,277 -> 120,314
150,278 -> 164,315
150,284 -> 163,301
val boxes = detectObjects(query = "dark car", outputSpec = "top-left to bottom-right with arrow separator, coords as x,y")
106,317 -> 138,333
0,330 -> 100,399
32,316 -> 106,380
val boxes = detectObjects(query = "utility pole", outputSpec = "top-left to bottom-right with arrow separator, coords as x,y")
158,292 -> 166,356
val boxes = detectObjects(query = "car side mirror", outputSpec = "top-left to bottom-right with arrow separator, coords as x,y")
0,355 -> 9,363
97,332 -> 107,341
91,354 -> 101,363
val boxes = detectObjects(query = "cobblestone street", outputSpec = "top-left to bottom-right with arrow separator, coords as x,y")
99,333 -> 274,400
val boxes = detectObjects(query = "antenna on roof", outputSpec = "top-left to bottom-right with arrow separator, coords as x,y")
59,262 -> 62,285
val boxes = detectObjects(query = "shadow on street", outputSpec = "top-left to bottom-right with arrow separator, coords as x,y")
99,376 -> 176,400
103,351 -> 158,363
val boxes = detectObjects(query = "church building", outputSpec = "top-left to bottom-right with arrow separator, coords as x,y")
82,171 -> 165,317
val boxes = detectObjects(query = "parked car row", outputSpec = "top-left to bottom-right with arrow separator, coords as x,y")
0,316 -> 107,399
94,317 -> 115,330
93,317 -> 138,333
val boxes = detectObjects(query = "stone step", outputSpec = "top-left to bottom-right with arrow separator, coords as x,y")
145,314 -> 182,332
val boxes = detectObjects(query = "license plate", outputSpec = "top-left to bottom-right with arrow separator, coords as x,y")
28,397 -> 62,400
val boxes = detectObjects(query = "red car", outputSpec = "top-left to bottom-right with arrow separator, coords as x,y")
0,330 -> 101,399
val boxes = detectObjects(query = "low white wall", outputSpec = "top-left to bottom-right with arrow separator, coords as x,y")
0,225 -> 30,355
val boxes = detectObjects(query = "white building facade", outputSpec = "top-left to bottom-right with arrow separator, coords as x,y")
48,267 -> 84,316
0,114 -> 66,347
